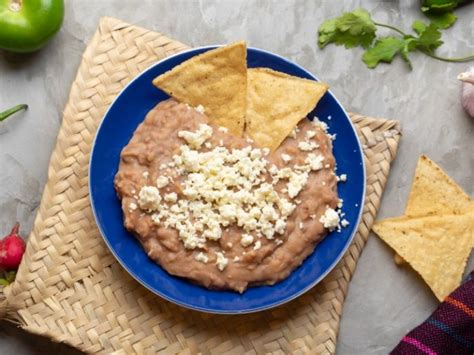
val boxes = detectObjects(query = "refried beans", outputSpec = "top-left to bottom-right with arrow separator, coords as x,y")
114,99 -> 340,292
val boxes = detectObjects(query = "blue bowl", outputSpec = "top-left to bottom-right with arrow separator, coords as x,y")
89,46 -> 366,314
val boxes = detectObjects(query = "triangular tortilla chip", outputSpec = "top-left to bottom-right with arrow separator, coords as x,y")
373,212 -> 474,301
406,155 -> 473,217
246,68 -> 328,151
394,156 -> 474,265
153,41 -> 247,136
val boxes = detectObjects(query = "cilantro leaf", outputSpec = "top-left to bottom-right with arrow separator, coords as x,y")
318,8 -> 376,49
412,20 -> 427,35
362,37 -> 406,68
421,0 -> 460,13
0,271 -> 16,287
425,12 -> 457,29
420,0 -> 462,28
413,22 -> 443,52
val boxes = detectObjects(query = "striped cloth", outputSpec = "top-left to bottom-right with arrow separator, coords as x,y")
391,271 -> 474,355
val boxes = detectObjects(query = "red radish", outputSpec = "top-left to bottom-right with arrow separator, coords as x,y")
0,223 -> 26,270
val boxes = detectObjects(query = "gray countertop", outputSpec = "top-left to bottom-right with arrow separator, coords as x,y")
0,1 -> 473,354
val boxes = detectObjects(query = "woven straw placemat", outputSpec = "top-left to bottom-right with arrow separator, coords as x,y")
0,17 -> 401,354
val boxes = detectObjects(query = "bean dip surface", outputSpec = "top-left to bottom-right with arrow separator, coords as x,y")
114,99 -> 341,292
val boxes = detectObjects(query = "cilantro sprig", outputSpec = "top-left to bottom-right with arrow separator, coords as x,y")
421,0 -> 469,28
318,8 -> 474,69
0,270 -> 16,286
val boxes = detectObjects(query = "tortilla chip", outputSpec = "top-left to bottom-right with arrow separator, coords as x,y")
153,41 -> 247,136
406,155 -> 473,217
392,155 -> 474,265
373,212 -> 474,301
246,68 -> 329,151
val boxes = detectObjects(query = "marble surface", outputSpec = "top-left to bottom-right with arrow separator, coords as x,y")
0,1 -> 473,354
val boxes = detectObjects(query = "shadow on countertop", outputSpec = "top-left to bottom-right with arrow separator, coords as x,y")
0,321 -> 82,355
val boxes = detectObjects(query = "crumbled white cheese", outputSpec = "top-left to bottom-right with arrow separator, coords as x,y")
128,202 -> 137,211
306,130 -> 317,139
275,239 -> 283,245
177,123 -> 213,149
195,104 -> 205,114
339,174 -> 347,182
338,199 -> 344,209
305,153 -> 324,171
156,176 -> 169,188
218,126 -> 229,133
233,256 -> 240,262
253,240 -> 262,251
138,186 -> 161,211
289,126 -> 300,138
319,208 -> 340,231
164,192 -> 177,202
298,141 -> 318,152
143,123 -> 338,252
142,171 -> 149,178
341,219 -> 350,227
240,234 -> 254,247
287,171 -> 309,198
205,142 -> 212,149
281,154 -> 292,163
215,252 -> 228,271
299,222 -> 304,229
195,252 -> 209,263
312,119 -> 328,132
274,219 -> 286,234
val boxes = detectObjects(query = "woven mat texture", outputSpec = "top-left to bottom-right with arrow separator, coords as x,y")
2,17 -> 401,354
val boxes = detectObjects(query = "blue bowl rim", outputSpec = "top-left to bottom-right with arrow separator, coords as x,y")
89,45 -> 367,314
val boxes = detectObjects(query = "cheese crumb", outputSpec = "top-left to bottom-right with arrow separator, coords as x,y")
306,130 -> 317,139
338,199 -> 344,209
287,171 -> 309,198
341,219 -> 350,227
312,119 -> 328,132
339,174 -> 347,182
253,240 -> 262,251
319,208 -> 340,231
240,234 -> 254,247
218,126 -> 229,133
281,154 -> 292,163
195,252 -> 209,264
195,104 -> 205,114
215,252 -> 228,271
178,123 -> 213,149
128,202 -> 137,211
138,186 -> 161,211
142,171 -> 149,178
233,256 -> 240,262
164,192 -> 177,202
156,176 -> 169,188
289,127 -> 300,138
305,153 -> 324,171
298,141 -> 317,152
